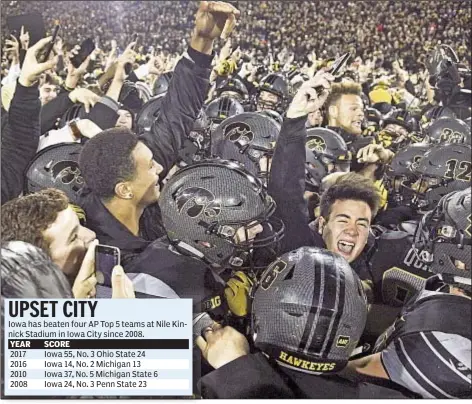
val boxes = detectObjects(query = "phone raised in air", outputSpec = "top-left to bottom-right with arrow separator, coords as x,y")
70,38 -> 95,68
40,24 -> 60,63
95,244 -> 120,286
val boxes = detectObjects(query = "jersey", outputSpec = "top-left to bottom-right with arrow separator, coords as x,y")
368,230 -> 433,306
374,290 -> 472,399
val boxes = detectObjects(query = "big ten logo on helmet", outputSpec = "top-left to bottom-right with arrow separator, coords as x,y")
52,161 -> 84,185
175,187 -> 221,219
306,136 -> 327,153
261,260 -> 287,290
278,351 -> 336,372
403,246 -> 430,271
224,122 -> 254,145
440,128 -> 464,143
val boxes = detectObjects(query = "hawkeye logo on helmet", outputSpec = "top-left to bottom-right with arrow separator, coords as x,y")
306,136 -> 327,153
175,187 -> 221,219
51,160 -> 84,186
224,122 -> 254,145
336,335 -> 350,348
261,260 -> 287,290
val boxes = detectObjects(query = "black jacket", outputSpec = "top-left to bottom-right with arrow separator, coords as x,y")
267,117 -> 371,278
40,91 -> 121,135
1,81 -> 41,204
198,352 -> 416,398
79,48 -> 223,306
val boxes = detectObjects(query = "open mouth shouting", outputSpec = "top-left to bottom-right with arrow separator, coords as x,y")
336,239 -> 356,259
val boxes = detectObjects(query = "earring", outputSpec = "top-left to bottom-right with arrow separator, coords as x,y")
128,194 -> 134,199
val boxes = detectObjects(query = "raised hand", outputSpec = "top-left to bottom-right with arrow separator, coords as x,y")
286,71 -> 335,119
5,35 -> 20,63
19,25 -> 30,50
194,1 -> 240,41
19,36 -> 58,87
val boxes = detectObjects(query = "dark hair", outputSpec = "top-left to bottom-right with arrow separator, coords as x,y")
1,188 -> 69,254
319,173 -> 380,220
79,127 -> 139,200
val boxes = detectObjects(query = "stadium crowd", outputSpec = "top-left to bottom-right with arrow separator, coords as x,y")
1,0 -> 471,399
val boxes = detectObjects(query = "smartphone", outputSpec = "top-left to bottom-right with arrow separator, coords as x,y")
70,38 -> 95,68
41,24 -> 60,63
95,244 -> 120,286
328,52 -> 351,76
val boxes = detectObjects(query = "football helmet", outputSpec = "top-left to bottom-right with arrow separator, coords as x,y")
152,71 -> 173,96
413,187 -> 471,277
305,128 -> 351,192
178,109 -> 211,166
403,143 -> 471,211
24,143 -> 84,205
159,159 -> 284,269
385,143 -> 430,206
211,112 -> 280,181
135,94 -> 165,135
252,246 -> 368,374
256,73 -> 291,114
206,96 -> 244,132
216,76 -> 249,104
423,117 -> 470,144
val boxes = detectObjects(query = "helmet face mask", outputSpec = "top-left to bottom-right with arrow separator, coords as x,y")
413,188 -> 471,277
160,160 -> 284,270
256,73 -> 291,114
211,113 -> 280,182
24,143 -> 85,205
305,128 -> 351,192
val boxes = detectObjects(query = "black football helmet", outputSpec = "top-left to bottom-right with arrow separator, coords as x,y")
211,112 -> 280,181
257,109 -> 284,126
464,117 -> 471,128
403,143 -> 471,211
305,128 -> 351,192
377,108 -> 418,151
24,143 -> 84,205
421,105 -> 456,128
385,143 -> 430,207
423,116 -> 470,144
363,107 -> 383,132
178,109 -> 211,166
256,73 -> 291,114
216,76 -> 249,104
159,159 -> 284,270
252,247 -> 368,374
206,96 -> 244,132
413,187 -> 471,277
152,71 -> 173,96
135,94 -> 165,135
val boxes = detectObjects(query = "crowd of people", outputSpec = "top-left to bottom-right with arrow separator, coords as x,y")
1,0 -> 471,399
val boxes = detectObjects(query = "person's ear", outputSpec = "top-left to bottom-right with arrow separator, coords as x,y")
328,104 -> 338,120
115,182 -> 133,200
318,216 -> 326,235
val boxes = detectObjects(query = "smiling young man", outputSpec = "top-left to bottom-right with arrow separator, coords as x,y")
268,74 -> 380,277
317,174 -> 379,263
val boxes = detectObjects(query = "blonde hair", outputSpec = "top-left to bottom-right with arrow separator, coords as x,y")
325,81 -> 363,116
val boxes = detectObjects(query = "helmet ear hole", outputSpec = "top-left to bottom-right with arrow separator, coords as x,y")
283,264 -> 296,281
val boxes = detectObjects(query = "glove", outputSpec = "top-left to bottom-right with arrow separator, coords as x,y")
224,271 -> 254,317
